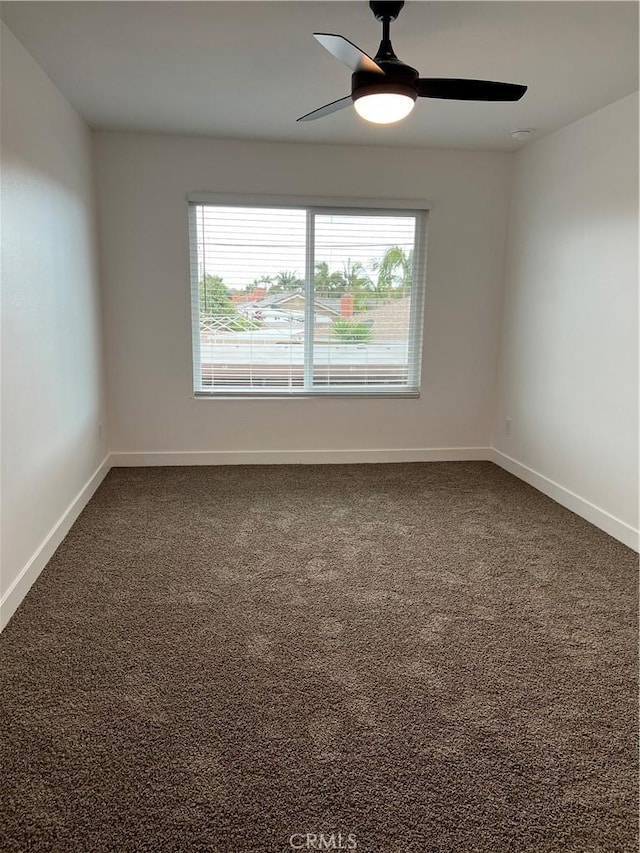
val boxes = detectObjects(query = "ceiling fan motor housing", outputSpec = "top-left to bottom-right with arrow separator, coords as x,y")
351,61 -> 419,106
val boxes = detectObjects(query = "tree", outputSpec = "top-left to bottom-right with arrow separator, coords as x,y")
273,270 -> 303,292
250,275 -> 273,291
373,246 -> 413,296
314,261 -> 330,293
341,259 -> 372,292
314,261 -> 347,297
199,274 -> 235,316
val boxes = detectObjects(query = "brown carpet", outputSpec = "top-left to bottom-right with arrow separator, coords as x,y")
1,462 -> 637,853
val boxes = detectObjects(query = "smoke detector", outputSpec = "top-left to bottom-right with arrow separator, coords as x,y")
511,129 -> 533,141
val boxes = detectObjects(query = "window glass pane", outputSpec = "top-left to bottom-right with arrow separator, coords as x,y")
190,202 -> 425,395
194,206 -> 307,389
312,214 -> 416,388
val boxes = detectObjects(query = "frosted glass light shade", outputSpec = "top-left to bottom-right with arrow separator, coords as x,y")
353,92 -> 416,124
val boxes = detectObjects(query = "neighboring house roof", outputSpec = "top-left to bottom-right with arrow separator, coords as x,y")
357,297 -> 411,341
254,290 -> 342,316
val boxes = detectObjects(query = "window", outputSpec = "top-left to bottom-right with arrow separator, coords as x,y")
188,194 -> 428,396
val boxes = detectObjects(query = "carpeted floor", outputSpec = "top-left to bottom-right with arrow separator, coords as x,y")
0,462 -> 637,853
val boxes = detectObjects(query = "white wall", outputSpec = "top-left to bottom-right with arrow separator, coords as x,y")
93,132 -> 511,459
0,23 -> 108,627
494,93 -> 639,539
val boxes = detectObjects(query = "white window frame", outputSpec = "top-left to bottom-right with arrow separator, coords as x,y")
187,193 -> 430,399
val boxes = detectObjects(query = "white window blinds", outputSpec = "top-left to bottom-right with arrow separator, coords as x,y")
188,196 -> 428,396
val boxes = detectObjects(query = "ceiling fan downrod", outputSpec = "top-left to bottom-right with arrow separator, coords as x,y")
370,1 -> 404,62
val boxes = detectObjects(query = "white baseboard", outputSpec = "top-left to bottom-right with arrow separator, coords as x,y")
0,456 -> 111,632
109,447 -> 490,466
489,448 -> 639,552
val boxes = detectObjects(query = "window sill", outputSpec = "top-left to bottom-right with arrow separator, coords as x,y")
193,390 -> 421,401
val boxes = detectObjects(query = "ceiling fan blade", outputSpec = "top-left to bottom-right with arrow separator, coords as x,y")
313,33 -> 384,74
416,78 -> 527,101
297,96 -> 353,123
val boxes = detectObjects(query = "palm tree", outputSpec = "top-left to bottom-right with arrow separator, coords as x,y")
251,275 -> 273,291
342,258 -> 372,292
273,270 -> 303,292
373,246 -> 413,297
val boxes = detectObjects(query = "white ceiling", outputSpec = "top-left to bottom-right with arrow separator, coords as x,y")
2,1 -> 638,151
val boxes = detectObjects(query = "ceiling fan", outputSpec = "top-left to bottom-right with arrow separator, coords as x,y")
297,1 -> 527,125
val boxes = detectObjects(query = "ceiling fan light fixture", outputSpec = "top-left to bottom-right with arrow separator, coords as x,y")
297,1 -> 527,124
353,91 -> 416,124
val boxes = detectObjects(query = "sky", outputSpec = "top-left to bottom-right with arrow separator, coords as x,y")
194,206 -> 416,291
